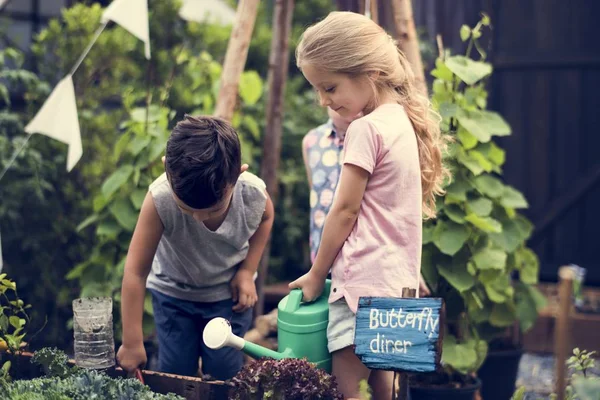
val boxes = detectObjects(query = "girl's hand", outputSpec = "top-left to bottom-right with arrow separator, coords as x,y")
288,271 -> 326,302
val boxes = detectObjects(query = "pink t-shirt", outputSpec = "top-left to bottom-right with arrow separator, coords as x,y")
328,103 -> 423,313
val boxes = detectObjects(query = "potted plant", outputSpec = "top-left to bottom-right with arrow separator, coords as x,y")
411,14 -> 546,400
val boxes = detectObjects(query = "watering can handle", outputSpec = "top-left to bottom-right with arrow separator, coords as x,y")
283,289 -> 304,313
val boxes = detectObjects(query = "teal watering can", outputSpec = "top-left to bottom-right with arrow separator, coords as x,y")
203,280 -> 332,372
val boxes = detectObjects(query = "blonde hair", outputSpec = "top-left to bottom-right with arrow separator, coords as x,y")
296,12 -> 450,219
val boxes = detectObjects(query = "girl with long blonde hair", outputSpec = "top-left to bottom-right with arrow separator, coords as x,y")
289,11 -> 449,399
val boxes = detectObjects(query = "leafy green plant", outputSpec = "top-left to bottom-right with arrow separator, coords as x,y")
229,358 -> 343,400
512,348 -> 600,400
0,348 -> 184,399
422,13 -> 546,377
0,274 -> 45,381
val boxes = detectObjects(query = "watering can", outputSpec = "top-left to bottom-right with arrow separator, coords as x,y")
203,280 -> 332,372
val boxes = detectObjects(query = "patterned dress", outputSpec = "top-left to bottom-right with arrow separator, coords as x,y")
303,120 -> 345,262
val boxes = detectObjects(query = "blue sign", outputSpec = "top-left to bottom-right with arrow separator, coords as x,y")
353,297 -> 443,373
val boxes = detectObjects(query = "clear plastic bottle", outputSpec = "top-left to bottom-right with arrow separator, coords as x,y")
72,297 -> 115,369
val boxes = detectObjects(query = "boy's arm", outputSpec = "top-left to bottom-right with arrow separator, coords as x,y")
231,191 -> 275,312
301,134 -> 312,187
121,192 -> 164,348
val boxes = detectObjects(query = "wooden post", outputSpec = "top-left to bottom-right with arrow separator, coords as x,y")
389,0 -> 428,97
370,0 -> 379,24
392,287 -> 417,400
554,266 -> 575,400
254,0 -> 295,318
213,0 -> 260,121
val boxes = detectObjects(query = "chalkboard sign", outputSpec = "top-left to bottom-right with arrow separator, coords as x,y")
353,297 -> 444,373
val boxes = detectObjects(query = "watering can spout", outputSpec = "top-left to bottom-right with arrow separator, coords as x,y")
203,317 -> 290,361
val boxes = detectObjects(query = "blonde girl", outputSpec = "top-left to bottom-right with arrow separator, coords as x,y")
289,11 -> 450,399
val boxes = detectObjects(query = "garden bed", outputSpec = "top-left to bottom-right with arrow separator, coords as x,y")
523,283 -> 600,354
5,351 -> 230,400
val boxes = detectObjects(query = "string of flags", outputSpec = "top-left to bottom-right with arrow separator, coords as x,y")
0,0 -> 151,272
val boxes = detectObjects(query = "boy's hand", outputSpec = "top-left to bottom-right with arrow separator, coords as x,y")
288,271 -> 326,302
117,342 -> 147,374
231,269 -> 257,312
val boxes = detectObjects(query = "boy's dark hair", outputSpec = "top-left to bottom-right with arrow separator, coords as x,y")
165,115 -> 241,209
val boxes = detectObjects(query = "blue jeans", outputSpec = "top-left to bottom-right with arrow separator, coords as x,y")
149,289 -> 253,380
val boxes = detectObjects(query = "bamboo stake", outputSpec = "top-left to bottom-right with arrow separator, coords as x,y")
254,0 -> 295,318
389,0 -> 428,97
214,0 -> 260,121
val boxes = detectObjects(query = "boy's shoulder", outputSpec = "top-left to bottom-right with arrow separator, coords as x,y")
149,173 -> 171,197
238,171 -> 266,194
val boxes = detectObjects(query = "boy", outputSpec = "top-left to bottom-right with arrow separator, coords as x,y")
117,115 -> 274,380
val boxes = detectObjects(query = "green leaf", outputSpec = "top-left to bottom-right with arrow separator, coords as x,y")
466,197 -> 493,217
457,110 -> 491,143
438,260 -> 475,292
473,174 -> 505,198
460,25 -> 471,41
457,150 -> 485,175
0,315 -> 8,332
76,214 -> 99,232
113,131 -> 131,160
489,218 -> 523,252
500,186 -> 528,209
469,150 -> 493,172
421,246 -> 439,290
96,220 -> 121,239
239,71 -> 263,105
148,139 -> 165,163
458,110 -> 511,143
93,193 -> 108,213
457,127 -> 478,150
242,115 -> 260,141
514,215 -> 534,240
515,247 -> 539,284
480,142 -> 505,166
439,102 -> 459,120
9,316 -> 20,329
444,204 -> 466,223
129,189 -> 146,210
515,283 -> 546,332
473,247 -> 507,270
442,335 -> 478,374
101,165 -> 134,199
433,220 -> 470,255
127,136 -> 151,156
490,303 -> 516,327
109,198 -> 138,231
572,376 -> 600,400
445,178 -> 471,202
422,224 -> 434,244
431,58 -> 454,82
465,213 -> 502,232
445,56 -> 492,85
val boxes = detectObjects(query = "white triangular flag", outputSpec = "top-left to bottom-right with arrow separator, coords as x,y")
102,0 -> 151,59
179,0 -> 236,26
25,75 -> 82,172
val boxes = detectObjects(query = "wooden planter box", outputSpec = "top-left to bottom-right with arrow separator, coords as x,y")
523,283 -> 600,354
6,352 -> 230,400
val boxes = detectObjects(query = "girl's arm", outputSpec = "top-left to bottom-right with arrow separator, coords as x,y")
289,163 -> 369,300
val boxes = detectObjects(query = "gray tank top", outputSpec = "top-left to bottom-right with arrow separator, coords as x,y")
146,171 -> 267,302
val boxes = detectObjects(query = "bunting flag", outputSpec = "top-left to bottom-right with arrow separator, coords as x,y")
24,75 -> 82,172
102,0 -> 151,59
